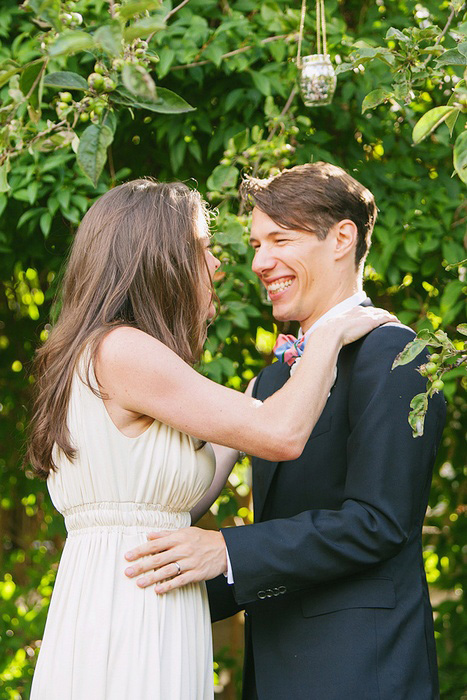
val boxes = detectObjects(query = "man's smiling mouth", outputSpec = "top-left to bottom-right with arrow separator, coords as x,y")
265,277 -> 295,296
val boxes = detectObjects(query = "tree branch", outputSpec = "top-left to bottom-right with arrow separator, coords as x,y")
164,0 -> 191,22
422,2 -> 465,66
170,33 -> 298,71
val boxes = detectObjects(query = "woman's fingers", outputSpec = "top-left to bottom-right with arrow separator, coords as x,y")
337,307 -> 399,346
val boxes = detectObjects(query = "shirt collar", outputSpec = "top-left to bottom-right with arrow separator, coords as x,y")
300,291 -> 368,340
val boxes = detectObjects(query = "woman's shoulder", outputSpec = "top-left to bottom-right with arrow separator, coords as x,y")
96,326 -> 176,390
98,326 -> 157,363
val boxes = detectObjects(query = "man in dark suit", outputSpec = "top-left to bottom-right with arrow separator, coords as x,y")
126,163 -> 445,699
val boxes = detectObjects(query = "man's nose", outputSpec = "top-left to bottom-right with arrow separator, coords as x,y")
251,247 -> 275,276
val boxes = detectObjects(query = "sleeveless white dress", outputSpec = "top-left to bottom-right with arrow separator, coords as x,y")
30,358 -> 216,700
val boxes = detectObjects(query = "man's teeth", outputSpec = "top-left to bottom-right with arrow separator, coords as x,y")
267,279 -> 293,293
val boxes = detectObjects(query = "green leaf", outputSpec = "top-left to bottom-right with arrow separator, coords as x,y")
19,59 -> 45,98
412,106 -> 456,145
361,88 -> 392,113
0,163 -> 10,193
392,337 -> 428,369
0,60 -> 21,89
77,124 -> 114,187
157,47 -> 175,78
28,0 -> 61,29
122,63 -> 156,99
19,59 -> 46,120
48,31 -> 95,57
408,393 -> 428,438
351,45 -> 395,66
119,0 -> 161,21
123,15 -> 166,41
40,211 -> 52,238
385,27 -> 409,42
203,44 -> 224,67
207,165 -> 239,191
43,71 -> 89,91
103,110 -> 117,135
334,63 -> 353,76
56,189 -> 71,210
250,70 -> 271,96
215,318 -> 232,342
445,96 -> 461,136
457,324 -> 467,336
434,329 -> 457,352
453,131 -> 467,184
440,280 -> 465,313
112,86 -> 195,113
94,23 -> 123,56
435,48 -> 467,66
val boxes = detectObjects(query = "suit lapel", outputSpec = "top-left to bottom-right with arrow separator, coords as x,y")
253,362 -> 290,521
252,297 -> 375,522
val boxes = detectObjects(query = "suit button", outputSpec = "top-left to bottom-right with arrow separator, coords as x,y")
278,586 -> 287,594
257,590 -> 266,600
273,588 -> 280,596
265,589 -> 274,598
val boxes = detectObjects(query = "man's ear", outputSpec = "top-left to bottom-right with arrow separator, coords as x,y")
333,219 -> 358,261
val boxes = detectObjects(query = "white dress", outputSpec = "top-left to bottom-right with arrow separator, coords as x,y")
30,358 -> 216,700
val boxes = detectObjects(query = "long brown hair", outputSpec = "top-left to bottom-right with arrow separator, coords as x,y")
26,179 -> 213,478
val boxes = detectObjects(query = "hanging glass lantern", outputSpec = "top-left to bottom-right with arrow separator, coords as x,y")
296,0 -> 336,107
299,54 -> 336,106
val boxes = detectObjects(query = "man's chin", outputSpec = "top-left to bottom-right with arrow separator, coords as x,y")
271,304 -> 296,323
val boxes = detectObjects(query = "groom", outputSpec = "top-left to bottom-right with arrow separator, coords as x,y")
126,163 -> 446,699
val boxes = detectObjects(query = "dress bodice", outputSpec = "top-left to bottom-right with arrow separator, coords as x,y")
47,356 -> 215,534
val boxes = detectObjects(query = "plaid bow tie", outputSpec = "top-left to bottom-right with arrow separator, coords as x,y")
273,333 -> 307,366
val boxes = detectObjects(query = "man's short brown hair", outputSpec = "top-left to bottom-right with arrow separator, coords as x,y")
241,162 -> 377,267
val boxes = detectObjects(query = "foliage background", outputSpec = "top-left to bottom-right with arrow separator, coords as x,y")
0,0 -> 465,698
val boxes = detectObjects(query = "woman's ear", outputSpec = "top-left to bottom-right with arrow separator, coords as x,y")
333,219 -> 358,261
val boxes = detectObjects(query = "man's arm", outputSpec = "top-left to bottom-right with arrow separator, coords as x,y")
221,325 -> 446,604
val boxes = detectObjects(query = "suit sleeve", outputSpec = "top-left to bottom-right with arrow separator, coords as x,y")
206,574 -> 244,622
221,325 -> 446,606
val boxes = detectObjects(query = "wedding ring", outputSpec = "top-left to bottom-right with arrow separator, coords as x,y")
174,561 -> 181,576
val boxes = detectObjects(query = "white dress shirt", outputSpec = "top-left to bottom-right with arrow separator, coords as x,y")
224,290 -> 368,583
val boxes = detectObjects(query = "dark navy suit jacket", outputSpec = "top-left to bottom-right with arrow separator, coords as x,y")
208,320 -> 446,700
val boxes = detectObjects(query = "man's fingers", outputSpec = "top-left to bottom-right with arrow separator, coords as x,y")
135,562 -> 190,589
125,550 -> 178,578
146,531 -> 167,540
125,531 -> 174,561
155,572 -> 193,595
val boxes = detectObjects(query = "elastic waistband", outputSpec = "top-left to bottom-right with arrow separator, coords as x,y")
63,501 -> 190,534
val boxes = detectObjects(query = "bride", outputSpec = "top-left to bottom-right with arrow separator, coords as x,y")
27,178 -> 392,699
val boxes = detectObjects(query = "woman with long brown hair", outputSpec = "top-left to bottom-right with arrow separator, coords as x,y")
28,179 -> 393,699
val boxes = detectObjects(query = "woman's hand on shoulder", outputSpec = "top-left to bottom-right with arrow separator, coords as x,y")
313,306 -> 398,348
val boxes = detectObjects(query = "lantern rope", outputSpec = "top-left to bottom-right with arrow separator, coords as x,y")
316,0 -> 327,55
297,0 -> 307,69
297,0 -> 328,69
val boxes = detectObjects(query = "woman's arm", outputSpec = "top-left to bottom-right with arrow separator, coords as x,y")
96,306 -> 394,462
190,379 -> 255,524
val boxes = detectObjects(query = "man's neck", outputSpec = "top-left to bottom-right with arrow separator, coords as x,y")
300,285 -> 365,335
